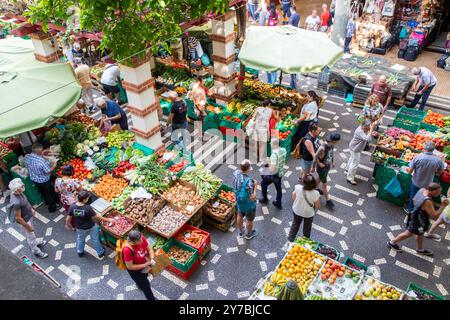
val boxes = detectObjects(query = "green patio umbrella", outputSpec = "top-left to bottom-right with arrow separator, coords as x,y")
0,37 -> 81,138
238,25 -> 344,74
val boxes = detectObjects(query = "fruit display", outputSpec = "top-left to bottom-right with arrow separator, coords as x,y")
263,282 -> 281,297
423,110 -> 445,128
161,182 -> 205,215
91,174 -> 128,201
68,112 -> 96,126
100,211 -> 135,237
372,149 -> 401,162
355,277 -> 404,300
174,87 -> 187,95
110,186 -> 137,212
218,190 -> 236,204
377,134 -> 411,151
181,164 -> 222,200
169,160 -> 189,173
112,161 -> 136,177
406,285 -> 443,300
384,127 -> 415,140
409,134 -> 447,151
344,260 -> 366,272
307,259 -> 362,300
0,144 -> 11,159
204,198 -> 233,220
295,236 -> 317,250
57,158 -> 92,181
402,149 -> 420,162
271,244 -> 326,294
106,131 -> 134,148
306,295 -> 337,300
273,129 -> 291,141
123,197 -> 165,226
175,229 -> 208,248
314,243 -> 340,260
167,246 -> 194,264
148,205 -> 188,237
276,280 -> 304,300
226,100 -> 259,117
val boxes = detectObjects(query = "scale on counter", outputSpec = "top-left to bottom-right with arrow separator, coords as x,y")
91,198 -> 113,215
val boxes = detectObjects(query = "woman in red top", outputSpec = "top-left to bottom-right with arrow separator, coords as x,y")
123,230 -> 156,300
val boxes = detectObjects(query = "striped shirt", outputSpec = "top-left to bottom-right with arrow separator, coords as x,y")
271,147 -> 287,177
24,153 -> 51,183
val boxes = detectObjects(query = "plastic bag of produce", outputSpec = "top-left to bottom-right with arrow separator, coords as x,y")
384,176 -> 403,197
149,249 -> 172,277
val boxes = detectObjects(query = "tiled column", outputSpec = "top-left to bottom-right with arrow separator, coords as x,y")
30,31 -> 60,63
211,11 -> 237,105
120,55 -> 164,152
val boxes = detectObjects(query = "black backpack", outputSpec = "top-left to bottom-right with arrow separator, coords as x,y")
437,54 -> 449,69
397,49 -> 406,58
404,46 -> 418,61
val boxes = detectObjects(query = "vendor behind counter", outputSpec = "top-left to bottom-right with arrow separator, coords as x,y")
96,98 -> 129,131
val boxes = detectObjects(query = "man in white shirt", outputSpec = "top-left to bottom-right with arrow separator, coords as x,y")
100,64 -> 121,103
409,67 -> 437,111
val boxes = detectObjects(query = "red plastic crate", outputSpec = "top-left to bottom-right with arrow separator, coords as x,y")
219,126 -> 245,140
174,224 -> 211,259
166,259 -> 200,280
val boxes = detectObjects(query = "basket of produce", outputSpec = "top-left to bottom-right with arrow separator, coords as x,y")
354,276 -> 404,300
401,149 -> 421,163
294,236 -> 317,250
175,224 -> 211,258
384,126 -> 415,140
370,146 -> 402,165
161,181 -> 206,217
343,257 -> 368,272
398,106 -> 426,120
123,196 -> 166,227
314,242 -> 341,261
91,174 -> 129,201
162,238 -> 199,279
204,197 -> 235,223
216,184 -> 236,204
106,131 -> 135,149
392,113 -> 420,133
377,134 -> 412,152
423,110 -> 445,128
147,204 -> 189,238
141,230 -> 167,251
181,164 -> 222,201
100,210 -> 136,240
91,149 -> 119,172
307,259 -> 363,300
219,112 -> 247,130
110,186 -> 137,212
406,282 -> 445,300
127,157 -> 173,194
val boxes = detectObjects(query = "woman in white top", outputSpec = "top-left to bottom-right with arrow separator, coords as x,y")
251,100 -> 274,162
256,0 -> 269,26
288,174 -> 320,241
291,90 -> 319,152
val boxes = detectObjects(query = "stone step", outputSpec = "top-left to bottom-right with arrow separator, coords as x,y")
405,92 -> 450,113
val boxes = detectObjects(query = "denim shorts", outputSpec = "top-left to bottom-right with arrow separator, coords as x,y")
300,159 -> 313,172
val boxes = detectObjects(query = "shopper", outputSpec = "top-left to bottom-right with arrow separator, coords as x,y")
251,100 -> 274,162
260,138 -> 287,209
299,123 -> 322,182
344,14 -> 356,53
256,0 -> 269,26
100,63 -> 121,103
424,187 -> 450,240
123,230 -> 156,300
281,0 -> 292,24
55,165 -> 82,231
233,160 -> 258,240
320,4 -> 331,32
268,4 -> 279,26
404,141 -> 445,214
346,121 -> 377,185
74,57 -> 95,113
166,92 -> 188,148
72,43 -> 85,63
408,67 -> 437,111
96,98 -> 129,131
305,10 -> 321,31
9,178 -> 48,258
387,183 -> 448,256
291,91 -> 320,153
313,133 -> 341,210
24,143 -> 60,213
288,6 -> 300,28
359,94 -> 384,127
288,174 -> 320,241
66,191 -> 113,258
247,0 -> 258,22
370,75 -> 392,112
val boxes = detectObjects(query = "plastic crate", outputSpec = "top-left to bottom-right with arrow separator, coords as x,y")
440,171 -> 450,184
245,66 -> 259,76
3,151 -> 18,168
219,112 -> 247,130
406,282 -> 445,300
392,113 -> 420,133
216,184 -> 236,205
162,238 -> 199,273
132,142 -> 154,156
276,115 -> 298,132
174,224 -> 211,260
371,146 -> 402,165
166,259 -> 200,280
343,257 -> 368,272
185,99 -> 199,120
419,122 -> 438,133
398,107 -> 426,120
160,99 -> 172,116
376,158 -> 411,206
11,172 -> 43,206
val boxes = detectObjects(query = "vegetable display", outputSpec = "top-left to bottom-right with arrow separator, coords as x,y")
423,111 -> 445,128
124,197 -> 165,226
384,127 -> 414,139
167,246 -> 194,264
204,198 -> 233,220
100,211 -> 135,237
91,174 -> 128,201
175,229 -> 208,248
372,150 -> 400,161
273,129 -> 291,141
106,131 -> 134,148
181,164 -> 222,200
377,134 -> 411,151
135,157 -> 172,194
162,182 -> 205,215
112,161 -> 136,177
0,144 -> 11,159
68,113 -> 96,126
169,160 -> 189,173
219,190 -> 235,204
148,205 -> 187,237
92,149 -> 117,171
402,149 -> 420,162
315,243 -> 340,260
295,236 -> 317,249
57,158 -> 92,181
355,277 -> 403,300
111,186 -> 137,212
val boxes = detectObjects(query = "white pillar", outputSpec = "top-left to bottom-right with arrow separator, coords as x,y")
120,55 -> 164,152
331,0 -> 351,47
30,32 -> 60,63
211,11 -> 237,105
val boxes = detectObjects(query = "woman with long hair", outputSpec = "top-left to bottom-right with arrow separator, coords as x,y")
291,90 -> 320,153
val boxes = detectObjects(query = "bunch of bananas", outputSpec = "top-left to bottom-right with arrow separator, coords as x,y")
270,273 -> 287,286
264,283 -> 275,296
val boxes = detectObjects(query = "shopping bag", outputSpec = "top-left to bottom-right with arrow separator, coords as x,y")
245,117 -> 256,137
384,176 -> 403,197
149,249 -> 172,277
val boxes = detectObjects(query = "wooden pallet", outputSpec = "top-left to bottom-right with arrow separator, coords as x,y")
352,101 -> 365,109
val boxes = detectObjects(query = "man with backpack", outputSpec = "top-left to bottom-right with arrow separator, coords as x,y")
387,183 -> 448,256
233,160 -> 258,240
118,230 -> 156,300
312,133 -> 341,210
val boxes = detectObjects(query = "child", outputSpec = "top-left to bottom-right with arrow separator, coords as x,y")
425,188 -> 450,241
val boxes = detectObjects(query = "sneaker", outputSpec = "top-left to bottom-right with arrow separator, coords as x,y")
346,179 -> 357,185
34,251 -> 48,259
403,207 -> 411,215
259,198 -> 268,204
416,249 -> 433,256
98,250 -> 106,260
272,201 -> 282,210
37,240 -> 47,247
326,200 -> 335,210
424,233 -> 441,241
245,229 -> 258,240
77,252 -> 85,258
386,241 -> 403,252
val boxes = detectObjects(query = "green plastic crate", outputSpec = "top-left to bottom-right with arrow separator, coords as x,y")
185,99 -> 198,120
160,99 -> 172,116
376,158 -> 411,206
393,113 -> 420,133
245,66 -> 259,76
216,184 -> 235,205
203,111 -> 222,132
276,114 -> 298,132
406,282 -> 445,300
132,142 -> 154,156
398,107 -> 426,120
314,242 -> 341,261
343,257 -> 368,272
219,112 -> 247,130
419,122 -> 438,133
162,238 -> 199,273
4,152 -> 19,169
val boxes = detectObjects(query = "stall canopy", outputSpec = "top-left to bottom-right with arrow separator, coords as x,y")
238,26 -> 344,73
0,37 -> 81,138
